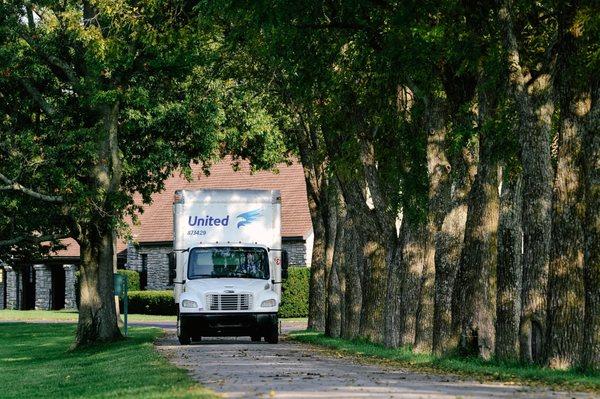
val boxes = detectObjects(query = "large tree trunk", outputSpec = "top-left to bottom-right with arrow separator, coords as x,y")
75,102 -> 122,347
326,191 -> 345,338
546,100 -> 586,369
414,220 -> 434,352
336,173 -> 388,343
582,87 -> 600,371
453,106 -> 500,359
433,146 -> 476,355
519,80 -> 553,364
303,163 -> 334,332
495,172 -> 523,361
341,215 -> 363,340
76,226 -> 121,346
546,10 -> 587,369
393,215 -> 427,348
498,1 -> 553,364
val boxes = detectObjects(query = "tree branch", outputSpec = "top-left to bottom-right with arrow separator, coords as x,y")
20,79 -> 56,116
0,233 -> 69,247
0,172 -> 63,203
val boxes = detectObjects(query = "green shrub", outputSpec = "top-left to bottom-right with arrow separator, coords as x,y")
279,266 -> 309,318
121,290 -> 176,315
117,269 -> 140,291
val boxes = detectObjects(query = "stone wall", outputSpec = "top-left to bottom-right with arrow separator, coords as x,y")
5,266 -> 20,309
126,243 -> 172,290
34,264 -> 52,310
63,264 -> 77,310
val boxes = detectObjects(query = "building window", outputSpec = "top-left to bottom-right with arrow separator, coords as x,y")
168,253 -> 176,286
140,254 -> 148,290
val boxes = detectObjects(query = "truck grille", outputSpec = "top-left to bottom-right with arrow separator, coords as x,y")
207,294 -> 252,311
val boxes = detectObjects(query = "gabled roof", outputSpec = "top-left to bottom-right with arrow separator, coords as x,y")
51,158 -> 312,258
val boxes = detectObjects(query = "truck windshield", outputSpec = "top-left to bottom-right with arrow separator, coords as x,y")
187,247 -> 269,280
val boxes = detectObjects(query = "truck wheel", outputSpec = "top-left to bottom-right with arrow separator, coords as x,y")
264,324 -> 279,344
177,313 -> 191,345
251,335 -> 261,342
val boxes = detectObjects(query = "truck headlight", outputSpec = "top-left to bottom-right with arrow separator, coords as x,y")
261,299 -> 277,308
181,299 -> 198,308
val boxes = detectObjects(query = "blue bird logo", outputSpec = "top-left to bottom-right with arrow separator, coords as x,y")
236,209 -> 262,228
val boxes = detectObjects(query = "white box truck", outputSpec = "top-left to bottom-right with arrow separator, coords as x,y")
173,189 -> 288,344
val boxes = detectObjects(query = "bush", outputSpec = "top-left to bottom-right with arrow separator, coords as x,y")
121,290 -> 176,315
279,266 -> 310,318
117,269 -> 140,291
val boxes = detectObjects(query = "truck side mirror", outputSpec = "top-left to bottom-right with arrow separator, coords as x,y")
281,250 -> 289,280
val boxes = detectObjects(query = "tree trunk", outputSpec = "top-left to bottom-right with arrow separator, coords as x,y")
582,88 -> 600,371
433,146 -> 476,355
326,192 -> 345,338
546,10 -> 587,368
453,126 -> 500,359
497,1 -> 554,364
519,80 -> 553,364
74,102 -> 122,347
336,174 -> 388,343
76,226 -> 121,346
419,97 -> 451,353
341,215 -> 363,340
394,215 -> 427,347
546,98 -> 587,369
305,168 -> 333,332
495,172 -> 523,361
414,219 -> 434,352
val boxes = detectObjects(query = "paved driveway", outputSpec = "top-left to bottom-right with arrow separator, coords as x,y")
156,321 -> 594,399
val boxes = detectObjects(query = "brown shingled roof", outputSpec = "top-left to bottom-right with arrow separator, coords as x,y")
51,158 -> 312,258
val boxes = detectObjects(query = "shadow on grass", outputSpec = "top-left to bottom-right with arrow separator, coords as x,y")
0,323 -> 216,399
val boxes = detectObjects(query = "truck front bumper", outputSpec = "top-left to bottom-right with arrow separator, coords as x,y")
180,312 -> 277,337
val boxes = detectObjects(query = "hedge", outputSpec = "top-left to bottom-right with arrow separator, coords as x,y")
121,290 -> 177,315
279,266 -> 309,318
117,269 -> 140,291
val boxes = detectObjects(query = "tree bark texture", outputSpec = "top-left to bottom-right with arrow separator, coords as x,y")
326,192 -> 346,338
394,215 -> 427,348
433,146 -> 476,356
303,159 -> 335,332
495,172 -> 523,361
498,0 -> 554,364
453,121 -> 500,359
582,86 -> 600,371
546,97 -> 587,369
341,215 -> 363,340
546,11 -> 587,368
75,102 -> 122,347
414,219 -> 434,352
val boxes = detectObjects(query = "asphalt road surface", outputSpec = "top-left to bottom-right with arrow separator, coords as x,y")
156,321 -> 596,399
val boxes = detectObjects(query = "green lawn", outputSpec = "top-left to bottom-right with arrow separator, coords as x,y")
290,330 -> 600,393
0,323 -> 216,398
0,309 -> 176,323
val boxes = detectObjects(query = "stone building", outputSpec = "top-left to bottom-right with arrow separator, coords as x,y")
0,159 -> 313,309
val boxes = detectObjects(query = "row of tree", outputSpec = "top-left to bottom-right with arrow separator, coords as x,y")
208,0 -> 599,370
0,0 -> 597,372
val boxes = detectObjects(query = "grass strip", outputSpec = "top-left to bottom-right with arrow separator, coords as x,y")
289,330 -> 600,393
0,323 -> 217,398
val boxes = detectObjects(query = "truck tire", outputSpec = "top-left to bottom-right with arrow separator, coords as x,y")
177,313 -> 191,345
264,323 -> 279,344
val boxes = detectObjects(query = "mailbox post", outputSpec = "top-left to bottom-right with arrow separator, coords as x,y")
114,273 -> 128,337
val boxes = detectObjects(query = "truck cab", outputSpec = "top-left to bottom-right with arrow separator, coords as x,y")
173,189 -> 288,344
